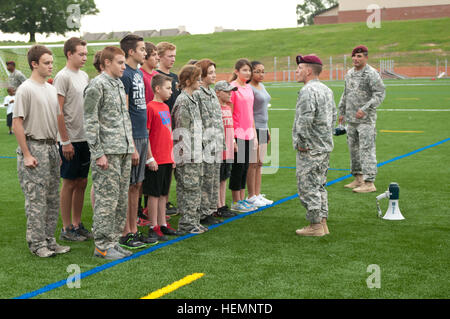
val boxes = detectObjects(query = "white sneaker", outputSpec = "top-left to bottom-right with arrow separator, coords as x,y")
231,201 -> 254,212
246,195 -> 267,207
257,194 -> 273,205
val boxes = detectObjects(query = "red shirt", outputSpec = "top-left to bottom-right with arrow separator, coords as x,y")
147,101 -> 174,164
141,68 -> 158,104
221,104 -> 234,160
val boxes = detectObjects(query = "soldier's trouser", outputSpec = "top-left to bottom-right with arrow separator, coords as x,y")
296,151 -> 330,224
199,162 -> 220,218
175,163 -> 202,231
17,141 -> 60,253
347,123 -> 377,182
91,154 -> 131,251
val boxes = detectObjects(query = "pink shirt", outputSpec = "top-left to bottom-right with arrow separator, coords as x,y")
230,81 -> 255,140
140,68 -> 159,104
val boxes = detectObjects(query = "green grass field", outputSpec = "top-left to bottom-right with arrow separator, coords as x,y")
0,78 -> 449,299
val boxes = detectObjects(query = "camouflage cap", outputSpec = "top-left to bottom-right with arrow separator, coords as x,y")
296,55 -> 322,66
352,45 -> 368,56
215,80 -> 238,92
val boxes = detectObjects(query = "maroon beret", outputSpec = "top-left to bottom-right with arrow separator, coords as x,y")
296,55 -> 322,66
352,45 -> 368,56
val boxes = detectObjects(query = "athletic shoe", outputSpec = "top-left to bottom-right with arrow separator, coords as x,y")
200,215 -> 221,226
94,246 -> 127,260
258,194 -> 273,205
135,231 -> 158,245
137,217 -> 151,226
141,207 -> 149,219
166,202 -> 178,215
75,223 -> 93,239
160,225 -> 181,236
214,206 -> 237,218
230,201 -> 254,213
198,224 -> 209,232
60,224 -> 87,242
34,247 -> 56,258
119,233 -> 147,249
241,200 -> 258,211
246,195 -> 267,207
149,226 -> 168,241
114,243 -> 133,257
177,226 -> 206,236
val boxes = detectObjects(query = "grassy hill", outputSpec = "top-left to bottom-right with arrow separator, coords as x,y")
0,17 -> 449,79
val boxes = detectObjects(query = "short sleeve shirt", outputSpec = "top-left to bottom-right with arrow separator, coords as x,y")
120,64 -> 148,139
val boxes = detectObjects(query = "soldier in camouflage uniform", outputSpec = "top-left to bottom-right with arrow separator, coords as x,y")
84,47 -> 135,260
6,61 -> 27,90
338,45 -> 385,193
292,55 -> 336,237
172,65 -> 206,235
194,59 -> 224,226
13,45 -> 70,257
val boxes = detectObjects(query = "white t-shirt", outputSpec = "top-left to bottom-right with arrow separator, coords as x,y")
53,67 -> 89,142
3,95 -> 15,114
13,79 -> 60,140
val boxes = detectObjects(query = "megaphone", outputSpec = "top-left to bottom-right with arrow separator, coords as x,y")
376,182 -> 405,220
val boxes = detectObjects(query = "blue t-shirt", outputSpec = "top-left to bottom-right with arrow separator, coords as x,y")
120,64 -> 148,139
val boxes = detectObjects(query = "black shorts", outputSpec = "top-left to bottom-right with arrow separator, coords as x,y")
220,161 -> 232,182
256,128 -> 269,144
6,113 -> 12,127
229,138 -> 255,191
59,141 -> 91,180
142,163 -> 173,197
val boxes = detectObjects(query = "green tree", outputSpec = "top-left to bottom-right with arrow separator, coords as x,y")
296,0 -> 338,26
0,0 -> 99,42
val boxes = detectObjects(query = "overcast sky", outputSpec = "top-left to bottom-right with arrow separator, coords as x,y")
0,0 -> 300,42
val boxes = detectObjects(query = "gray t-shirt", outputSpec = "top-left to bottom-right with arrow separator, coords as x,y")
13,79 -> 60,140
251,82 -> 271,129
53,67 -> 89,142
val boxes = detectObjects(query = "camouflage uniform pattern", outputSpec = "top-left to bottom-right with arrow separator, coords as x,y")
292,79 -> 336,223
17,141 -> 60,253
338,64 -> 385,182
8,70 -> 27,89
172,91 -> 204,231
84,72 -> 134,250
194,87 -> 224,218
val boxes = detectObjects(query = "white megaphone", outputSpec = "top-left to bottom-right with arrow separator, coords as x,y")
376,182 -> 405,220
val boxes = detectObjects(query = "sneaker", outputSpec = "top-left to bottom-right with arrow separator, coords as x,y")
214,206 -> 237,218
135,231 -> 158,245
177,225 -> 206,236
258,194 -> 273,205
137,217 -> 151,226
94,246 -> 127,260
119,233 -> 147,249
246,195 -> 267,207
34,247 -> 56,258
230,201 -> 253,213
142,207 -> 149,219
200,215 -> 221,226
166,202 -> 178,215
60,224 -> 87,242
149,226 -> 168,241
74,223 -> 93,239
114,243 -> 133,257
160,225 -> 181,236
295,224 -> 325,237
241,200 -> 258,211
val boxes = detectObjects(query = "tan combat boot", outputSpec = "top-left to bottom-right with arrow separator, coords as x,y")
353,182 -> 377,193
344,174 -> 364,189
321,218 -> 330,235
295,223 -> 325,237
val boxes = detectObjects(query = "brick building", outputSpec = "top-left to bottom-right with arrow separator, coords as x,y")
314,0 -> 450,25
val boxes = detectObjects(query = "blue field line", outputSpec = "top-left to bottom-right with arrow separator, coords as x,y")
264,166 -> 350,171
13,137 -> 450,299
0,156 -> 15,159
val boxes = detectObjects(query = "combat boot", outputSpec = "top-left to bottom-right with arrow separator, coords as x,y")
34,247 -> 56,258
344,174 -> 364,189
295,223 -> 325,237
353,182 -> 376,193
321,218 -> 330,235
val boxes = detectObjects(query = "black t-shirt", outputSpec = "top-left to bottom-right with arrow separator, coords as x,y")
157,69 -> 180,112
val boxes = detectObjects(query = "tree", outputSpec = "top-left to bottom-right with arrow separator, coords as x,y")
296,0 -> 338,26
0,0 -> 99,42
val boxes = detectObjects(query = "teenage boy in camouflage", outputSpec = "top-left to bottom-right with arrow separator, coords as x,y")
13,45 -> 70,257
338,45 -> 385,193
84,46 -> 135,260
292,55 -> 336,237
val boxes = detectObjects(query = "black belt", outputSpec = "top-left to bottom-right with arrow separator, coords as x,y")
26,136 -> 56,145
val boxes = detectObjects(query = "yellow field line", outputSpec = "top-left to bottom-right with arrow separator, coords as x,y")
141,273 -> 205,299
380,130 -> 424,133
